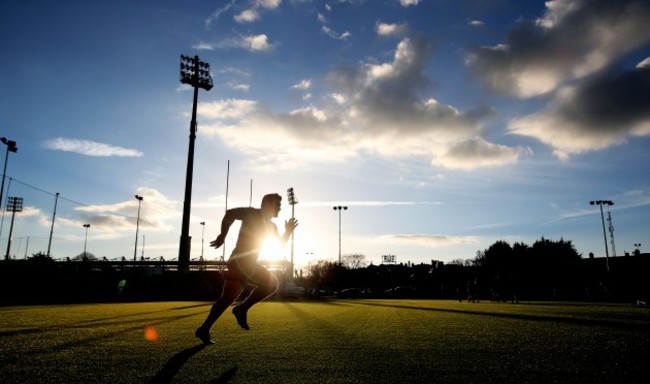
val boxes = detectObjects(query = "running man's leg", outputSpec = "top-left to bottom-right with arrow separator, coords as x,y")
234,263 -> 279,312
196,279 -> 243,343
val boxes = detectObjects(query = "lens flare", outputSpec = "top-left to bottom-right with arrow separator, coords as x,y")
144,325 -> 159,342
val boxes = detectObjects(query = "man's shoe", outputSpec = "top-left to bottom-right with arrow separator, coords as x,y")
195,328 -> 215,345
232,306 -> 250,330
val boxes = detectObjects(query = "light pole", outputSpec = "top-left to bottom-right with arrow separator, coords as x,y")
333,206 -> 348,264
178,54 -> 213,272
200,221 -> 206,258
5,196 -> 23,260
46,193 -> 59,258
82,224 -> 90,257
1,137 -> 18,210
287,188 -> 298,278
134,195 -> 143,261
590,200 -> 613,272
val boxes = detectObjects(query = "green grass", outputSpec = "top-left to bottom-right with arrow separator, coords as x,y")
1,300 -> 648,383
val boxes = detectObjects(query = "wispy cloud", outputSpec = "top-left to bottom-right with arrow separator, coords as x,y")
321,26 -> 351,41
205,0 -> 239,27
379,234 -> 479,247
43,138 -> 143,157
299,200 -> 441,208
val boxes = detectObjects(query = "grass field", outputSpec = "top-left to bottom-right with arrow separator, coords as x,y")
0,300 -> 648,383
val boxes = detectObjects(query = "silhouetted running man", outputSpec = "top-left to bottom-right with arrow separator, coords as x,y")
195,193 -> 298,345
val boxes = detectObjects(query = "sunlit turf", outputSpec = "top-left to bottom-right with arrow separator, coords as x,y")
0,300 -> 648,383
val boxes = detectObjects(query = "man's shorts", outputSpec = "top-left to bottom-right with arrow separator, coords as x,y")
226,257 -> 278,288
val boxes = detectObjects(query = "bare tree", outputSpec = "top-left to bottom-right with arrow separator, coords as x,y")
341,253 -> 367,269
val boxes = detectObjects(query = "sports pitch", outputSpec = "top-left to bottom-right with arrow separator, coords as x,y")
0,300 -> 648,383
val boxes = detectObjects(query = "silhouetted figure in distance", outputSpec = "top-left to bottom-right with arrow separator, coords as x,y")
195,193 -> 298,344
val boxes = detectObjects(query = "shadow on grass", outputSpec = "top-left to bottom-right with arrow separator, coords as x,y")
149,344 -> 208,383
345,300 -> 650,330
0,303 -> 211,340
149,344 -> 237,384
208,366 -> 238,384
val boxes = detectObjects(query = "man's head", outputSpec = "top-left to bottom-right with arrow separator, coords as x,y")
261,193 -> 282,218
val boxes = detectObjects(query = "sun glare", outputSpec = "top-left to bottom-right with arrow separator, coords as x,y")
258,237 -> 286,262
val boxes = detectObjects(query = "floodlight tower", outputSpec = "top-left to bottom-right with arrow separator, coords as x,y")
605,203 -> 616,257
178,54 -> 213,272
287,188 -> 298,279
4,196 -> 23,260
200,221 -> 206,258
590,200 -> 614,272
1,137 -> 18,210
83,224 -> 91,256
333,206 -> 348,264
134,195 -> 143,261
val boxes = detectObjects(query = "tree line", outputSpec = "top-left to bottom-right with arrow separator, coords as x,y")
297,237 -> 648,302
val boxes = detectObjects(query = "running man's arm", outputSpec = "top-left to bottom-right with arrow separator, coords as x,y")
209,208 -> 248,248
277,217 -> 298,246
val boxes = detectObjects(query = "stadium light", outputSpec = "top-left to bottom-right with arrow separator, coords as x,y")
4,196 -> 23,260
200,221 -> 206,258
178,54 -> 213,272
83,224 -> 90,257
1,137 -> 17,211
287,188 -> 298,278
333,206 -> 348,264
134,195 -> 143,261
590,200 -> 614,272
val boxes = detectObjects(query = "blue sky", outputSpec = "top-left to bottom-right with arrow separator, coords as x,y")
1,0 -> 649,270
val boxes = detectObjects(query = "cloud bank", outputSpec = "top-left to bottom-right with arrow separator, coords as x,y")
199,36 -> 526,170
466,0 -> 650,159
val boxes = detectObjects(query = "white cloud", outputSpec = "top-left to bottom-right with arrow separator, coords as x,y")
43,138 -> 143,157
234,9 -> 260,23
637,57 -> 650,69
329,93 -> 347,104
376,22 -> 408,37
233,0 -> 281,24
244,34 -> 274,51
291,79 -> 311,90
468,20 -> 484,27
74,187 -> 177,233
399,0 -> 421,7
256,0 -> 281,9
431,137 -> 529,170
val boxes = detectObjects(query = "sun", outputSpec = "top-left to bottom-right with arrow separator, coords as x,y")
258,237 -> 286,262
